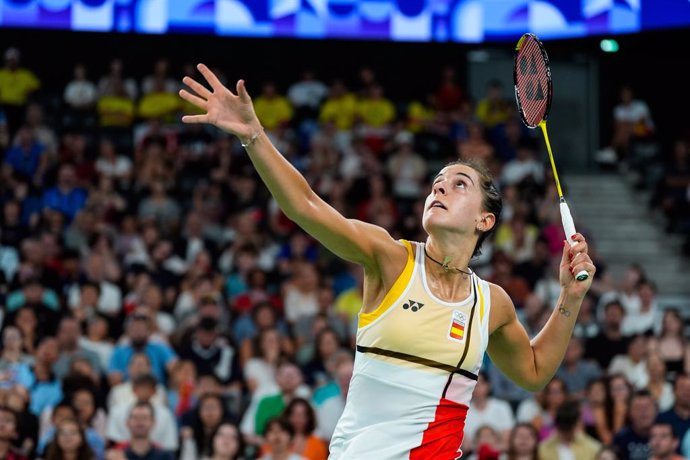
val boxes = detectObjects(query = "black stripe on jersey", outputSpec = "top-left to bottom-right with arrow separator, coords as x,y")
356,345 -> 479,381
442,275 -> 479,398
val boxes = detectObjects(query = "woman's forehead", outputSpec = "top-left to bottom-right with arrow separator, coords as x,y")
436,164 -> 480,182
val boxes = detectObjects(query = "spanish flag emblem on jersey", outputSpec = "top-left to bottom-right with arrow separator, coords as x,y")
448,310 -> 467,343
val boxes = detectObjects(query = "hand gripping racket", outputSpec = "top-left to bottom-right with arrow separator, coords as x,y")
513,33 -> 588,281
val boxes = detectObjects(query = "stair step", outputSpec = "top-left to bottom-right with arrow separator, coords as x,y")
563,174 -> 690,296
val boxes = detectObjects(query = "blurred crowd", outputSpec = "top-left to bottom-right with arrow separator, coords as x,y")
0,45 -> 689,460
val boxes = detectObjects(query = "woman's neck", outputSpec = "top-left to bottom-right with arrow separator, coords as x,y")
425,237 -> 474,274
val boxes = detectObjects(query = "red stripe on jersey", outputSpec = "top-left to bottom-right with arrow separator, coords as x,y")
410,398 -> 468,460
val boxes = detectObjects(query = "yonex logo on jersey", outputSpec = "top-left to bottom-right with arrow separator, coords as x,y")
402,300 -> 424,312
448,310 -> 467,343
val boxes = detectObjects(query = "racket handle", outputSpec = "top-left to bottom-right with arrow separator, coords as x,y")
560,200 -> 589,282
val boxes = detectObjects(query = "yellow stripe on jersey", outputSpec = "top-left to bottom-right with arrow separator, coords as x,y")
358,240 -> 415,328
478,280 -> 485,322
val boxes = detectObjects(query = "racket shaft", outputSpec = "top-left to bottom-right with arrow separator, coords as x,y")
560,200 -> 588,281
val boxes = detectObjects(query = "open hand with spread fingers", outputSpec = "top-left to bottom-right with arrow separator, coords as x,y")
179,63 -> 262,143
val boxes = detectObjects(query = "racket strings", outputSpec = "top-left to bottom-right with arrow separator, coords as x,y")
515,39 -> 550,127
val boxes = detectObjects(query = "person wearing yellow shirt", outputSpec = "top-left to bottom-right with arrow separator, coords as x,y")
253,82 -> 293,131
138,78 -> 180,123
0,48 -> 40,134
475,80 -> 512,129
97,79 -> 135,128
319,81 -> 357,131
355,85 -> 395,129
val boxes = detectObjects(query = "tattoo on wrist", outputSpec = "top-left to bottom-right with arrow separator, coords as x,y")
558,305 -> 571,317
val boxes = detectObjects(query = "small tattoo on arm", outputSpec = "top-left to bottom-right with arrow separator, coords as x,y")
558,305 -> 571,317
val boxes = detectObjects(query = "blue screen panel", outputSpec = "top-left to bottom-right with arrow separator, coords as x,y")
0,0 -> 688,42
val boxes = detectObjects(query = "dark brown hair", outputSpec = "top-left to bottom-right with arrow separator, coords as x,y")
44,418 -> 96,460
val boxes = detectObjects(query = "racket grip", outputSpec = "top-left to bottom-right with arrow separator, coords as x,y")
559,200 -> 588,281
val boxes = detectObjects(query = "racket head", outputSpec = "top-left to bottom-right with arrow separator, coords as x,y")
513,33 -> 553,129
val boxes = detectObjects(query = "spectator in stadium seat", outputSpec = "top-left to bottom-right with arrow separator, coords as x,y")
64,64 -> 97,112
609,334 -> 649,389
98,59 -> 137,100
648,309 -> 690,380
287,70 -> 328,121
253,362 -> 307,438
539,399 -> 601,460
463,373 -> 515,452
96,77 -> 135,131
141,59 -> 177,96
0,48 -> 40,135
53,316 -> 103,380
37,401 -> 104,459
107,314 -> 177,386
253,82 -> 293,132
556,336 -> 602,398
138,77 -> 180,124
42,163 -> 88,223
645,353 -> 675,412
105,400 -> 174,460
458,121 -> 494,164
621,280 -> 659,336
386,130 -> 427,205
179,393 -> 230,459
107,352 -> 167,410
258,417 -> 306,460
178,315 -> 243,388
0,406 -> 29,460
504,422 -> 539,460
3,126 -> 48,184
465,425 -> 501,460
657,373 -> 690,451
612,390 -> 656,460
475,80 -> 511,129
649,421 -> 685,460
260,398 -> 327,460
16,337 -> 63,416
585,301 -> 631,370
318,80 -> 357,132
105,375 -> 178,451
43,417 -> 97,460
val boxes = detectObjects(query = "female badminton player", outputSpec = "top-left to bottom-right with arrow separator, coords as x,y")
179,64 -> 595,460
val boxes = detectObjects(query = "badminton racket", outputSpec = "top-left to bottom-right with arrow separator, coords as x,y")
513,33 -> 588,281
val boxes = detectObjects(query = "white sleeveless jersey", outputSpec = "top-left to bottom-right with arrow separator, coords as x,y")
329,240 -> 492,460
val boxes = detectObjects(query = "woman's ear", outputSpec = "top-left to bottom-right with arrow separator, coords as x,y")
478,213 -> 496,232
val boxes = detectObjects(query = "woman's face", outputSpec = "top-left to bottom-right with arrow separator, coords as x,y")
422,164 -> 490,240
260,330 -> 280,358
57,421 -> 82,452
587,381 -> 606,405
265,423 -> 291,453
511,426 -> 537,455
318,332 -> 339,360
662,311 -> 682,336
213,424 -> 239,457
545,380 -> 566,409
200,397 -> 223,427
610,377 -> 630,402
73,391 -> 94,421
288,403 -> 309,433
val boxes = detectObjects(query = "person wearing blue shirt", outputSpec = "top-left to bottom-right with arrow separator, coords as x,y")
42,163 -> 88,222
3,126 -> 46,181
108,313 -> 177,386
15,337 -> 63,416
